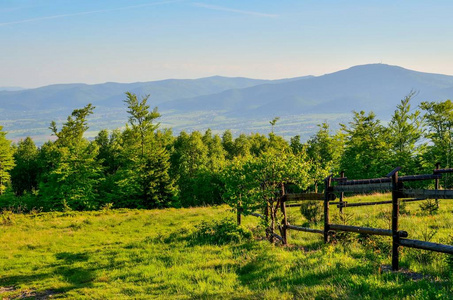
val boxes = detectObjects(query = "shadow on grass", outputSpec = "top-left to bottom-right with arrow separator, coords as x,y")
235,251 -> 453,298
55,251 -> 90,263
0,251 -> 98,298
0,272 -> 50,287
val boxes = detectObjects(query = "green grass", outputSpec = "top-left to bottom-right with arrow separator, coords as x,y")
1,195 -> 452,299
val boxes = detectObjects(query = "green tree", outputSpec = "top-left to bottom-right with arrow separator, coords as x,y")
290,135 -> 304,155
233,134 -> 252,157
0,126 -> 15,195
10,137 -> 39,196
420,100 -> 453,166
95,129 -> 123,175
388,92 -> 422,173
116,92 -> 175,208
268,132 -> 289,151
222,149 -> 312,242
420,99 -> 453,187
306,123 -> 344,191
39,104 -> 102,210
249,133 -> 269,156
203,129 -> 227,170
222,130 -> 235,160
269,117 -> 280,133
340,111 -> 391,179
172,131 -> 212,206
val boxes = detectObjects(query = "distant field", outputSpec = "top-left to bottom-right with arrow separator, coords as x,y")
1,195 -> 452,299
2,109 -> 350,145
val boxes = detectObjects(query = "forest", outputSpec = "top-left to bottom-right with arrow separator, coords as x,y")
1,92 -> 453,213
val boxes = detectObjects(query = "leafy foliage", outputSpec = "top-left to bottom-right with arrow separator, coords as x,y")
39,104 -> 102,210
340,111 -> 391,179
222,148 -> 313,241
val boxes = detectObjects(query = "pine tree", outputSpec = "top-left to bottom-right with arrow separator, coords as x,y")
388,92 -> 422,174
118,92 -> 175,208
10,137 -> 38,196
0,126 -> 15,195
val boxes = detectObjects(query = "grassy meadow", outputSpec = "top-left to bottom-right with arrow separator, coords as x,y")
1,194 -> 452,299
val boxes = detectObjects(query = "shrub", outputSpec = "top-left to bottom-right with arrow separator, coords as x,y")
419,199 -> 439,215
191,218 -> 252,245
300,201 -> 323,224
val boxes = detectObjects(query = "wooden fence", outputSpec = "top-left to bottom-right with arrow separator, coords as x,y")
239,165 -> 453,271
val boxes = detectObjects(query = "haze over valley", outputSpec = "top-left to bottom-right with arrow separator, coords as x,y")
2,63 -> 453,144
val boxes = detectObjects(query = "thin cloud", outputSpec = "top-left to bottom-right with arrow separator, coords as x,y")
193,3 -> 278,18
0,0 -> 183,27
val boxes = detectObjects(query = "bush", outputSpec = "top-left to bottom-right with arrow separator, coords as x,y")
0,192 -> 40,213
300,200 -> 323,224
191,218 -> 252,245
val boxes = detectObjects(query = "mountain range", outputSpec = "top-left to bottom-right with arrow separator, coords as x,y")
1,64 -> 453,144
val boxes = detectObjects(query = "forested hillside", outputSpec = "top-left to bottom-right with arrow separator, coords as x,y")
1,92 -> 453,212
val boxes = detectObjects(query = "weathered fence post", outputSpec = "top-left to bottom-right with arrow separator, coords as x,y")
281,184 -> 288,245
339,171 -> 345,214
435,162 -> 440,209
391,169 -> 400,271
324,175 -> 332,243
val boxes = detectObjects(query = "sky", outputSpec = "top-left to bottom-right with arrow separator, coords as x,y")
1,0 -> 453,88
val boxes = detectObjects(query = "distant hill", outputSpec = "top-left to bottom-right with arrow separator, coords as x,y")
0,86 -> 25,92
1,64 -> 453,144
0,77 -> 272,112
161,64 -> 453,117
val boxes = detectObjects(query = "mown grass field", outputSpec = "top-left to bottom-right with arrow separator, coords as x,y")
1,194 -> 452,299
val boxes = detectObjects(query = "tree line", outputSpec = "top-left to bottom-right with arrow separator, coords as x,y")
0,92 -> 452,212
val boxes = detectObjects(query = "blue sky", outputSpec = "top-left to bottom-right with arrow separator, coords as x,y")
1,0 -> 453,88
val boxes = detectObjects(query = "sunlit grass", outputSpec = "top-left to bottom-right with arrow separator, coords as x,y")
0,196 -> 452,299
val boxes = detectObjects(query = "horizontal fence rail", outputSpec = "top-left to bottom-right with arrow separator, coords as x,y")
286,224 -> 324,234
399,239 -> 453,254
399,174 -> 441,182
433,168 -> 453,174
401,189 -> 453,199
338,177 -> 391,185
337,198 -> 428,208
333,182 -> 392,193
329,224 -> 408,237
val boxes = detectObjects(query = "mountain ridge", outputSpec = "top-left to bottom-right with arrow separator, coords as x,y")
1,64 -> 453,144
